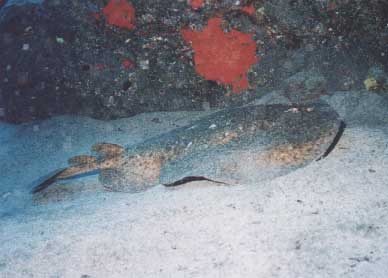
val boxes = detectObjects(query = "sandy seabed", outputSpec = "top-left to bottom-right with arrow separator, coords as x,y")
1,91 -> 388,278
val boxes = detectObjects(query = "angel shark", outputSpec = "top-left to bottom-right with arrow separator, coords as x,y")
32,102 -> 343,194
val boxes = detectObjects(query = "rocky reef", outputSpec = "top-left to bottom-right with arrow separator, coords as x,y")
0,0 -> 387,123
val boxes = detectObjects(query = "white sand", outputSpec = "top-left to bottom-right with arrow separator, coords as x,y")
1,91 -> 388,278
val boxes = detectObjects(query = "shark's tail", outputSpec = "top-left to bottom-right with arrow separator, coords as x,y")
32,168 -> 70,194
31,159 -> 100,194
32,143 -> 125,194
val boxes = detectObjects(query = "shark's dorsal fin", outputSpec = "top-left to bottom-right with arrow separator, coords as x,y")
68,155 -> 97,166
92,143 -> 124,158
32,143 -> 123,194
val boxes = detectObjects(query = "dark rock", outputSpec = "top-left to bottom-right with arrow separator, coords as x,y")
282,70 -> 327,103
262,0 -> 322,37
0,0 -> 387,123
322,91 -> 388,126
0,0 -> 269,123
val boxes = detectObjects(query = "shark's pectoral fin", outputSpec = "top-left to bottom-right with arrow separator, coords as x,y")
163,176 -> 230,187
99,153 -> 163,193
99,168 -> 159,193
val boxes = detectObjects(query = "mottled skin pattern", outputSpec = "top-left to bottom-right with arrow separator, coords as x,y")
33,102 -> 342,194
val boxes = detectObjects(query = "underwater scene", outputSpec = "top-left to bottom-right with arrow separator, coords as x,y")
0,0 -> 388,277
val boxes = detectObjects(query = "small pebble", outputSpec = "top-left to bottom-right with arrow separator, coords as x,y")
56,37 -> 65,44
2,192 -> 12,200
139,60 -> 149,70
202,102 -> 210,111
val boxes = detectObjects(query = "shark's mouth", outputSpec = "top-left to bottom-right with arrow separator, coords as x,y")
317,121 -> 346,160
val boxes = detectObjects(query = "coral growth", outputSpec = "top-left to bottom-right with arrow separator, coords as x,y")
189,0 -> 204,10
241,4 -> 255,16
122,59 -> 135,69
102,0 -> 136,30
181,17 -> 258,93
